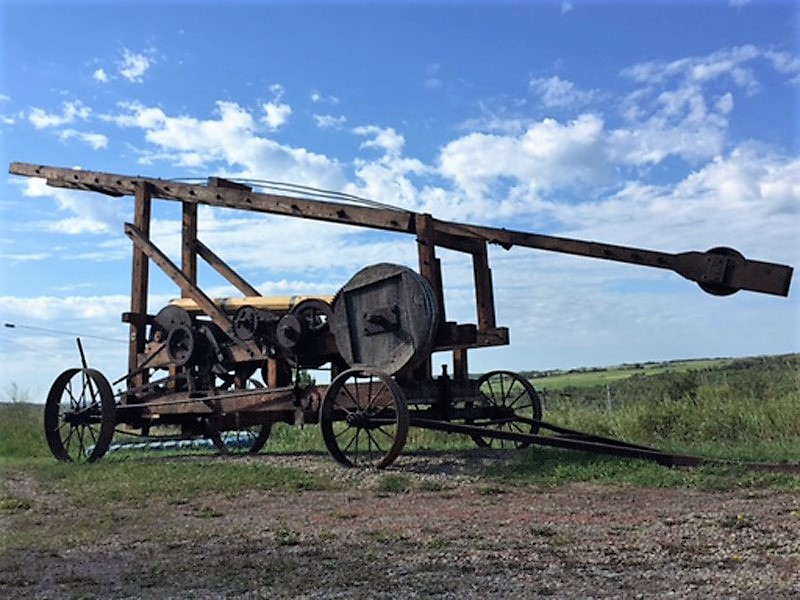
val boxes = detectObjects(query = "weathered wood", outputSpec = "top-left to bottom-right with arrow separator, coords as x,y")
9,163 -> 416,234
124,223 -> 261,359
181,202 -> 197,298
332,263 -> 440,375
128,182 -> 152,390
472,241 -> 496,331
10,162 -> 791,297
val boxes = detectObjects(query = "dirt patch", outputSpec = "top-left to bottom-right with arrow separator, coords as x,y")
2,450 -> 799,598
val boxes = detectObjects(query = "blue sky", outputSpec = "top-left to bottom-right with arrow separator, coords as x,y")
1,0 -> 798,400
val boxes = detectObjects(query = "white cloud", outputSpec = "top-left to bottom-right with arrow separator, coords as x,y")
542,145 -> 800,265
715,92 -> 734,114
310,90 -> 340,105
439,114 -> 608,198
104,100 -> 345,188
605,46 -> 800,166
313,114 -> 347,129
261,101 -> 292,129
28,100 -> 91,129
18,177 -> 126,234
93,68 -> 109,83
59,129 -> 109,150
118,48 -> 153,83
353,125 -> 406,157
529,76 -> 595,108
620,45 -> 795,96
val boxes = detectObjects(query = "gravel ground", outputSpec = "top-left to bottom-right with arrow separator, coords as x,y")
2,450 -> 799,598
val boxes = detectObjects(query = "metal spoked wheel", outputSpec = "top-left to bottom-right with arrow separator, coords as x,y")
320,368 -> 409,468
471,370 -> 542,449
44,368 -> 117,462
207,377 -> 271,455
208,425 -> 272,455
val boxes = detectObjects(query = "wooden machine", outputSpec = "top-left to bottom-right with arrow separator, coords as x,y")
8,162 -> 794,469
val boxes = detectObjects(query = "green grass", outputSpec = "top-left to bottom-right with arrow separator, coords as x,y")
526,357 -> 734,390
1,353 -> 798,493
497,447 -> 800,491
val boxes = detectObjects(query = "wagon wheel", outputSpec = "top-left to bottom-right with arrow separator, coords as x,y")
470,370 -> 542,449
207,378 -> 271,455
44,368 -> 117,462
320,368 -> 409,468
208,423 -> 272,455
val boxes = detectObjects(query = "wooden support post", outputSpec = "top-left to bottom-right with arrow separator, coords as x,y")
472,241 -> 497,331
415,214 -> 445,322
415,214 -> 444,380
181,202 -> 198,298
128,182 -> 152,390
453,348 -> 469,381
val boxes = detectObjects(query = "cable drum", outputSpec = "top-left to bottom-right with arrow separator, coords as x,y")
332,263 -> 440,375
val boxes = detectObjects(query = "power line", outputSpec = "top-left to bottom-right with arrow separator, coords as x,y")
2,322 -> 127,344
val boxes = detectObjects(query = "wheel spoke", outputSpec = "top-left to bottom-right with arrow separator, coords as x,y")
320,368 -> 408,469
471,371 -> 542,450
341,384 -> 360,411
342,427 -> 360,454
365,428 -> 385,457
507,388 -> 528,409
86,422 -> 100,447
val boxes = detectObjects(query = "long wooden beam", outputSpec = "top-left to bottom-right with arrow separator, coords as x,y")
8,162 -> 793,297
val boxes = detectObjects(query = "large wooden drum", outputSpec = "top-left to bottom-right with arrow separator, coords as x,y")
332,263 -> 440,375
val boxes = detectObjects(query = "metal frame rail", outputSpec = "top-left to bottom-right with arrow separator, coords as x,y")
410,417 -> 800,473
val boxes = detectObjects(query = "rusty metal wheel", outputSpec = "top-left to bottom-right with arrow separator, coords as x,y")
207,378 -> 271,455
320,368 -> 409,468
44,368 -> 117,462
471,370 -> 542,449
208,424 -> 272,455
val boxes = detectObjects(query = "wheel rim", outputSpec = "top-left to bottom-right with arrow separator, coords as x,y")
209,424 -> 272,455
471,370 -> 542,449
207,377 -> 272,455
44,368 -> 116,462
320,368 -> 409,468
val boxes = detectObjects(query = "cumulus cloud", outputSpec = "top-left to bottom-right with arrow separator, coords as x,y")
353,125 -> 407,157
262,101 -> 292,129
439,114 -> 608,198
28,100 -> 91,129
118,48 -> 153,83
59,129 -> 109,150
93,68 -> 109,83
103,100 -> 345,188
18,177 -> 125,234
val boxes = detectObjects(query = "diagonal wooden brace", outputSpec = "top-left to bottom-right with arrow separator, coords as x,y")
124,223 -> 261,360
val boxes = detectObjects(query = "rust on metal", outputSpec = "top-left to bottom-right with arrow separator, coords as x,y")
8,161 -> 796,471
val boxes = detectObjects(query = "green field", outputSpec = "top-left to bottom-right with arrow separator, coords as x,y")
2,353 -> 798,488
2,355 -> 797,600
523,357 -> 735,390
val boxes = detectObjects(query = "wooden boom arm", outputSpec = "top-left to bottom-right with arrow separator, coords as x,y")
8,162 -> 793,297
